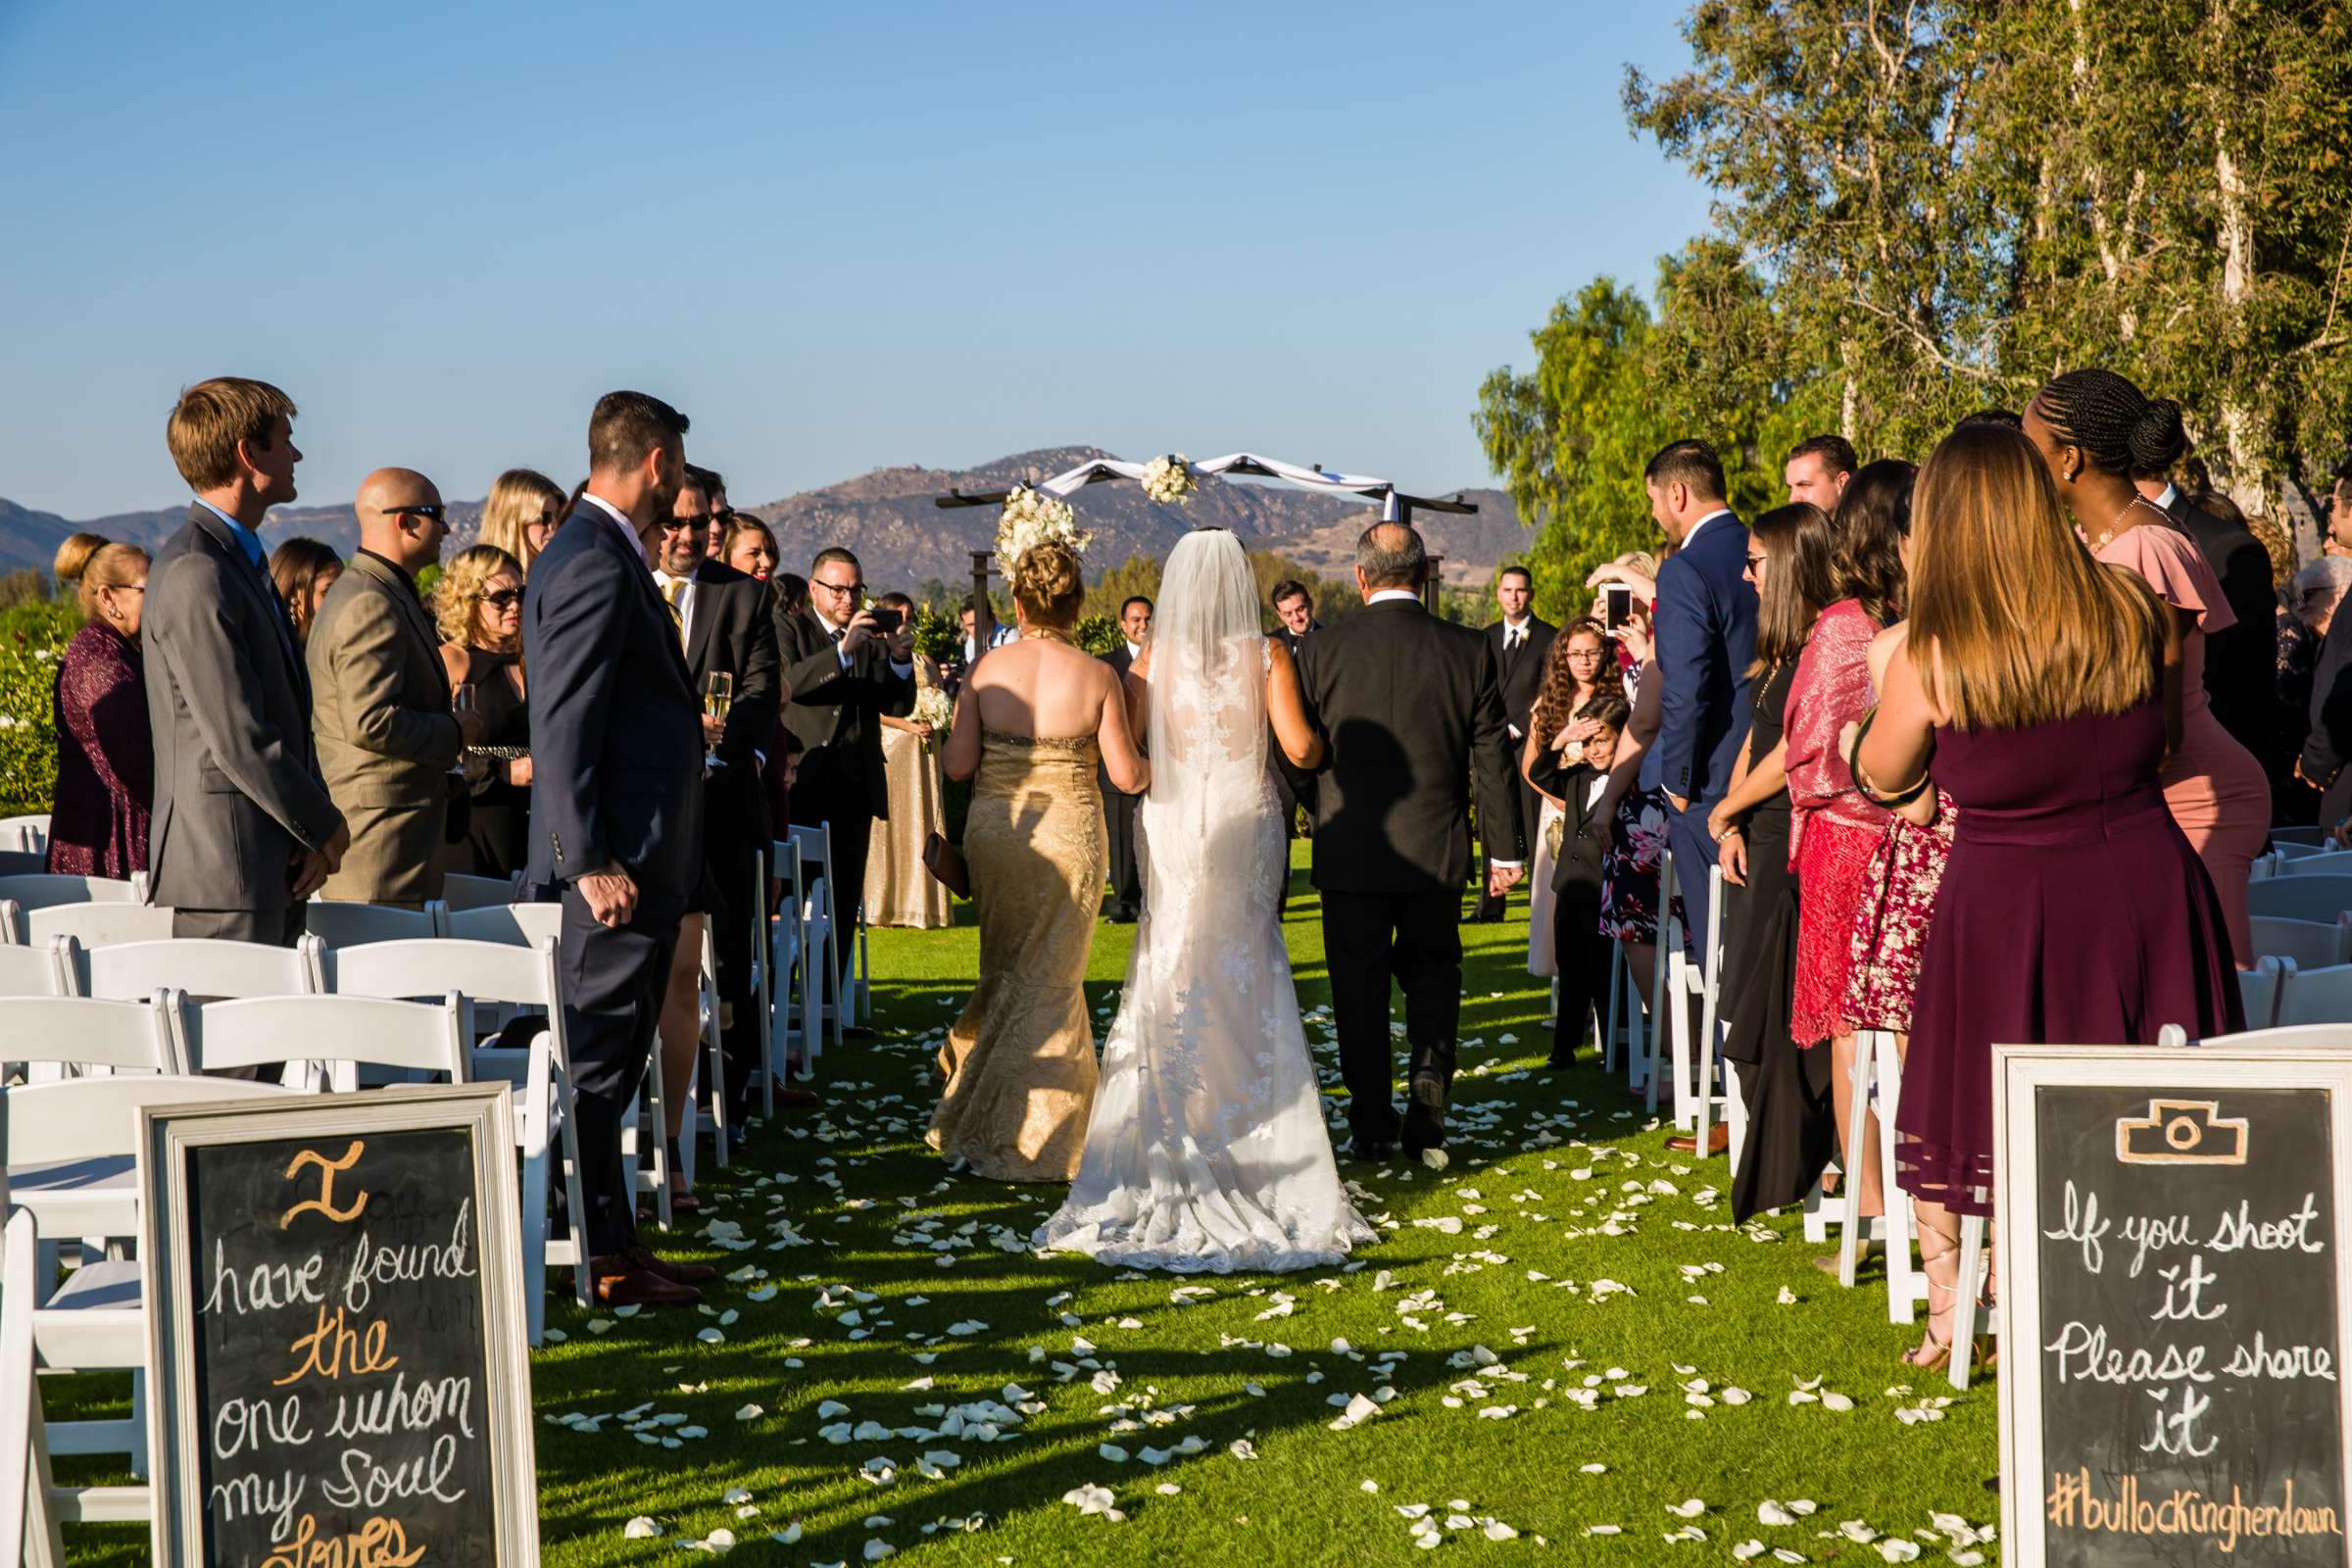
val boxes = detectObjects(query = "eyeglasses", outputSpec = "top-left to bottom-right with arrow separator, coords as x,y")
386,504 -> 448,524
1744,554 -> 1768,567
811,578 -> 864,597
1566,647 -> 1603,660
483,590 -> 522,609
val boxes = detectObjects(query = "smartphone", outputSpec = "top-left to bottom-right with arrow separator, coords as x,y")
1602,584 -> 1633,631
870,606 -> 904,636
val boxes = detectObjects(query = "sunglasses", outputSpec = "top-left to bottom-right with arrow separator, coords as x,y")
483,589 -> 522,609
1744,554 -> 1768,567
386,504 -> 448,524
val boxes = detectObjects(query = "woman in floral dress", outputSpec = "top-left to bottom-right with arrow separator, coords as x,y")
1590,608 -> 1684,1004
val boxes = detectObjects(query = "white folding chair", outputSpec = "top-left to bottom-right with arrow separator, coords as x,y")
24,904 -> 177,951
2272,849 -> 2352,878
0,938 -> 75,1001
0,813 -> 51,856
1833,1030 -> 1900,1297
2270,959 -> 2352,1028
2246,913 -> 2352,971
2271,839 -> 2330,860
186,993 -> 468,1089
438,872 -> 522,911
5,1075 -> 302,1511
323,935 -> 589,1341
303,898 -> 451,949
1663,864 -> 1738,1153
788,823 -> 844,1053
2271,824 -> 2331,848
1643,850 -> 1678,1116
0,873 -> 137,906
443,900 -> 565,947
3,1206 -> 72,1565
0,994 -> 183,1081
80,936 -> 323,1005
2172,1021 -> 2352,1051
2236,955 -> 2288,1029
745,845 -> 777,1116
2246,875 -> 2352,923
768,838 -> 818,1080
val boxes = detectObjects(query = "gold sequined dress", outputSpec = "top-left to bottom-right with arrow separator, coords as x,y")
926,724 -> 1106,1182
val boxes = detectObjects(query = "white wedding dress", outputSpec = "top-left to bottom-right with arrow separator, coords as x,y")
1036,529 -> 1375,1273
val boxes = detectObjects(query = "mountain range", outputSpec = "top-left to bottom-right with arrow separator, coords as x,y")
0,447 -> 1530,592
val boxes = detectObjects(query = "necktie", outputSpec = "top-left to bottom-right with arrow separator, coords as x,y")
661,577 -> 687,649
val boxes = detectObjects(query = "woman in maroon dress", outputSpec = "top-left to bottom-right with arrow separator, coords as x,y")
46,536 -> 154,878
1856,422 -> 2239,1372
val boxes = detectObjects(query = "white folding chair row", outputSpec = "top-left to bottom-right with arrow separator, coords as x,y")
3,1205 -> 74,1563
0,874 -> 149,948
4,1074 -> 305,1513
2271,824 -> 2331,848
0,812 -> 50,855
2246,912 -> 2352,971
2246,874 -> 2352,924
323,931 -> 588,1342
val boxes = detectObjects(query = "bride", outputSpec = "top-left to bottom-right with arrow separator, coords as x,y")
1036,527 -> 1376,1272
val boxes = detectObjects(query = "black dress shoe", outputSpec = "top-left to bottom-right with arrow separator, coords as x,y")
1400,1074 -> 1446,1153
1540,1055 -> 1576,1073
1108,905 -> 1138,924
1347,1139 -> 1395,1161
842,1024 -> 876,1040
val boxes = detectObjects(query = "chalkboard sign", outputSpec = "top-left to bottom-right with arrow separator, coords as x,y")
1995,1045 -> 2352,1568
138,1084 -> 539,1567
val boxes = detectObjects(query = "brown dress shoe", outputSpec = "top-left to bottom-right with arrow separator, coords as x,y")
592,1256 -> 701,1307
1665,1124 -> 1731,1154
629,1244 -> 717,1286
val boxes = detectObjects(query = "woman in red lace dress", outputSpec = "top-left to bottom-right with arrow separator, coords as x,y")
46,536 -> 154,878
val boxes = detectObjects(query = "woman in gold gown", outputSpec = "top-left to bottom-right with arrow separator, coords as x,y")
927,541 -> 1150,1182
864,591 -> 953,929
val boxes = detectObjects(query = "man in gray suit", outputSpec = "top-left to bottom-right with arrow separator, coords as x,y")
309,467 -> 480,906
145,377 -> 347,944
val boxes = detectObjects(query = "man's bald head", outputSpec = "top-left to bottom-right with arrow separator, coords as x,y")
355,466 -> 449,573
1355,520 -> 1427,594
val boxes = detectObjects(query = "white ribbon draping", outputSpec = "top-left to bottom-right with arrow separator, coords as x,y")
1033,452 -> 1403,521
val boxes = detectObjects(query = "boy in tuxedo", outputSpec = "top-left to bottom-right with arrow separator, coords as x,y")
1528,690 -> 1631,1070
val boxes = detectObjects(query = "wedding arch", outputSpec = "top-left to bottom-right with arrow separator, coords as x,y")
934,451 -> 1479,641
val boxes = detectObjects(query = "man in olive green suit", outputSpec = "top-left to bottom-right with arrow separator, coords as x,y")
309,467 -> 480,906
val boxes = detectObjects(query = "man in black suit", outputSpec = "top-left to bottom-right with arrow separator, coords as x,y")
779,546 -> 915,1025
524,389 -> 712,1308
1471,564 -> 1555,920
2137,466 -> 2276,762
145,377 -> 348,944
1268,580 -> 1321,915
1296,522 -> 1522,1159
1098,595 -> 1152,920
655,474 -> 785,1126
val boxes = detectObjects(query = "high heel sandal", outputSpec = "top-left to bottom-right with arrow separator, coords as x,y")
1903,1226 -> 1965,1371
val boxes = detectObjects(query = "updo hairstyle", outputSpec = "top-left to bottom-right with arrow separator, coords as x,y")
1009,542 -> 1085,629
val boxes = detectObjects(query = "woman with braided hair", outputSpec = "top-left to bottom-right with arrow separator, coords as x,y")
2025,369 -> 2265,964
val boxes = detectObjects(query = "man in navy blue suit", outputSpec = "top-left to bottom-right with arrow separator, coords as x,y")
1637,439 -> 1756,955
525,390 -> 714,1307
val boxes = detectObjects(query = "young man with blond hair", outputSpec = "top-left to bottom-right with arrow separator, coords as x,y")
143,376 -> 348,945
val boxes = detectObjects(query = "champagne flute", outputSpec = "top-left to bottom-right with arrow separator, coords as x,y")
449,684 -> 475,776
703,671 -> 733,771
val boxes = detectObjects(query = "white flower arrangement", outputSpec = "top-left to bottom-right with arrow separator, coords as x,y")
912,685 -> 954,732
1140,453 -> 1198,506
996,485 -> 1091,572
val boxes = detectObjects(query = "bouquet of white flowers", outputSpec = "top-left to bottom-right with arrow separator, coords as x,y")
1140,453 -> 1197,506
911,685 -> 954,747
997,485 -> 1091,572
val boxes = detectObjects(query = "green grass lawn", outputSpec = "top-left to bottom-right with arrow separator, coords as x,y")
53,846 -> 2001,1564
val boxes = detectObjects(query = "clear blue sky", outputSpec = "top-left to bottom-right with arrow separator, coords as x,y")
0,0 -> 1712,519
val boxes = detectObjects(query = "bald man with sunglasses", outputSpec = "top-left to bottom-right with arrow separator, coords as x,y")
308,467 -> 482,905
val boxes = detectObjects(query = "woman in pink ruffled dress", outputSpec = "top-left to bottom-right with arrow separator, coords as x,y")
2026,369 -> 2265,966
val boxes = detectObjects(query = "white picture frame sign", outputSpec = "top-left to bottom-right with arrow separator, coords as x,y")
136,1082 -> 540,1567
